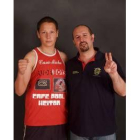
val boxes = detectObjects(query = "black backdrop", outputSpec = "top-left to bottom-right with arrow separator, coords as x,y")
14,0 -> 126,140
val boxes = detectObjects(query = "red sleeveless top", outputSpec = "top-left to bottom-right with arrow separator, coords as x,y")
24,47 -> 67,126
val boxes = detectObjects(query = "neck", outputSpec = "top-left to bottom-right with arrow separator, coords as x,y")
79,48 -> 96,64
39,46 -> 56,55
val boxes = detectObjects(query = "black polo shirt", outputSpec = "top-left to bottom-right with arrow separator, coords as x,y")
66,50 -> 125,137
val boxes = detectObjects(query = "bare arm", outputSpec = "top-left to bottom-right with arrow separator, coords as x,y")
59,51 -> 68,63
104,53 -> 126,96
15,51 -> 36,96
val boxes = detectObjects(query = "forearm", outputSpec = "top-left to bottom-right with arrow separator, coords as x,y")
109,72 -> 126,96
15,73 -> 28,96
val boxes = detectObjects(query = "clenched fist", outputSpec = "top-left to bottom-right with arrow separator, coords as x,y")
18,59 -> 29,75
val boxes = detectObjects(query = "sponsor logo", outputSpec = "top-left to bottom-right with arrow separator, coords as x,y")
38,80 -> 47,86
35,79 -> 50,89
38,69 -> 65,76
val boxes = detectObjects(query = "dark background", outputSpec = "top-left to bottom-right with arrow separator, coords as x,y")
14,0 -> 126,140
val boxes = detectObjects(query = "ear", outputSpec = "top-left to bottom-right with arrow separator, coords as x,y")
37,31 -> 40,39
91,34 -> 94,42
73,40 -> 75,45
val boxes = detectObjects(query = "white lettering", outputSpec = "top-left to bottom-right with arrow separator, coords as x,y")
39,60 -> 62,65
51,94 -> 64,99
38,100 -> 60,106
32,94 -> 49,99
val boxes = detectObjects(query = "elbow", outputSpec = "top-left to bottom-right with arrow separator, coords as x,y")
16,93 -> 24,96
115,83 -> 126,97
120,92 -> 126,97
14,82 -> 26,96
15,91 -> 24,96
121,86 -> 126,97
117,89 -> 126,97
15,88 -> 25,96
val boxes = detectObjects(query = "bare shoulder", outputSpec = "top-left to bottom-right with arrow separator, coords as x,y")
59,51 -> 68,62
24,50 -> 36,68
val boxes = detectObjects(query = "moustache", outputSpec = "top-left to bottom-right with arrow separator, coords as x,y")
80,41 -> 87,46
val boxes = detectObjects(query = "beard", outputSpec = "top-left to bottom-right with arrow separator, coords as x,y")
79,41 -> 89,52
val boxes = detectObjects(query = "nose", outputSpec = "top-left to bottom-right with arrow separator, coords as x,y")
80,36 -> 84,42
46,33 -> 50,39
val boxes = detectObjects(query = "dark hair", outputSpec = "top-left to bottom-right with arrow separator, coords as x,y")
37,16 -> 58,31
72,24 -> 93,39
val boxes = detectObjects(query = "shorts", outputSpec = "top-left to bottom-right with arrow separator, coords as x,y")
23,124 -> 68,140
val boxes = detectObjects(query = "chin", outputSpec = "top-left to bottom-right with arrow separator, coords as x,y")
45,44 -> 55,47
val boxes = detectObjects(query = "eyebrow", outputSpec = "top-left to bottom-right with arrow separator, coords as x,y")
83,33 -> 88,34
74,35 -> 80,38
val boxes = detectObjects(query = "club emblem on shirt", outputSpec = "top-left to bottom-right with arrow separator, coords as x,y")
54,78 -> 66,92
94,68 -> 101,76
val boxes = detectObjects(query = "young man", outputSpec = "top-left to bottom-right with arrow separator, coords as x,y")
66,25 -> 126,140
15,16 -> 68,140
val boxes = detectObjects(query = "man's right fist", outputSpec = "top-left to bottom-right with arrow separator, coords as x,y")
18,59 -> 29,75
